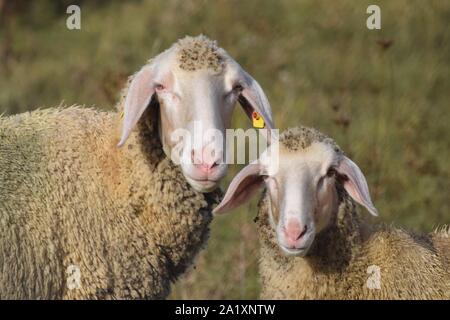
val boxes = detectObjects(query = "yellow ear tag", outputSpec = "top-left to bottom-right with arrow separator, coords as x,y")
252,111 -> 265,128
120,111 -> 124,119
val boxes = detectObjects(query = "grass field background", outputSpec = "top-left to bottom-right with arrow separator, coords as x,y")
0,0 -> 448,299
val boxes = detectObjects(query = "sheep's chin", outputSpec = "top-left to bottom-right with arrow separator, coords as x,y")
184,175 -> 219,193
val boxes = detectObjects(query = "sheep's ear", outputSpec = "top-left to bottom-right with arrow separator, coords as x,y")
117,65 -> 156,147
336,156 -> 378,216
213,163 -> 265,214
238,70 -> 274,130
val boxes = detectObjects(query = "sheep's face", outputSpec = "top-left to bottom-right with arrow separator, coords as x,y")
117,36 -> 273,193
214,127 -> 377,257
157,67 -> 237,192
261,142 -> 340,256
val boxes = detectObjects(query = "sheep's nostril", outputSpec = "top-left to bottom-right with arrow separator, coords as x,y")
297,225 -> 308,240
210,161 -> 219,169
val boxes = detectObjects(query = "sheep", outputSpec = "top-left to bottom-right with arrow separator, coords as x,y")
214,126 -> 450,299
0,35 -> 273,299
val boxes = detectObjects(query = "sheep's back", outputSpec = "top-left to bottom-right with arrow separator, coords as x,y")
350,226 -> 450,299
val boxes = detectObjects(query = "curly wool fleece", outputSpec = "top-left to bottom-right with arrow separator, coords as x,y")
176,35 -> 224,72
256,127 -> 450,300
0,105 -> 220,299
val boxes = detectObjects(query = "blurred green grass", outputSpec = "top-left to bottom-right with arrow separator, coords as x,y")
0,0 -> 449,299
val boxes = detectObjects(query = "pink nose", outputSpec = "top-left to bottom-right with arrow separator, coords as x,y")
284,219 -> 307,247
191,147 -> 221,173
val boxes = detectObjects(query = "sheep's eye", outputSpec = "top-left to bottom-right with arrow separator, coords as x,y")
326,168 -> 336,177
232,83 -> 244,93
155,84 -> 165,91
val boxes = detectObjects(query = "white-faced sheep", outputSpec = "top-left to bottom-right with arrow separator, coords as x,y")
214,126 -> 450,299
0,35 -> 273,299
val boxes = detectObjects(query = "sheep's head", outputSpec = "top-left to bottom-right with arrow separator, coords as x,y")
214,127 -> 377,256
117,35 -> 273,193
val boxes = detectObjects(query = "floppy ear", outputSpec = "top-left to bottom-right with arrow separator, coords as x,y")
213,163 -> 265,214
336,156 -> 378,216
238,70 -> 274,130
117,65 -> 156,147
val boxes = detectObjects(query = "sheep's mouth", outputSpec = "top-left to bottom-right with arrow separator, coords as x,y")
184,175 -> 220,193
279,245 -> 309,257
188,176 -> 220,183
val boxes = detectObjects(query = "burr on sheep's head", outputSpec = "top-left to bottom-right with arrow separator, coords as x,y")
214,127 -> 377,256
117,35 -> 273,193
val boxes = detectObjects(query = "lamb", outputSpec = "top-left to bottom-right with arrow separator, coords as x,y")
214,126 -> 450,299
0,35 -> 273,299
